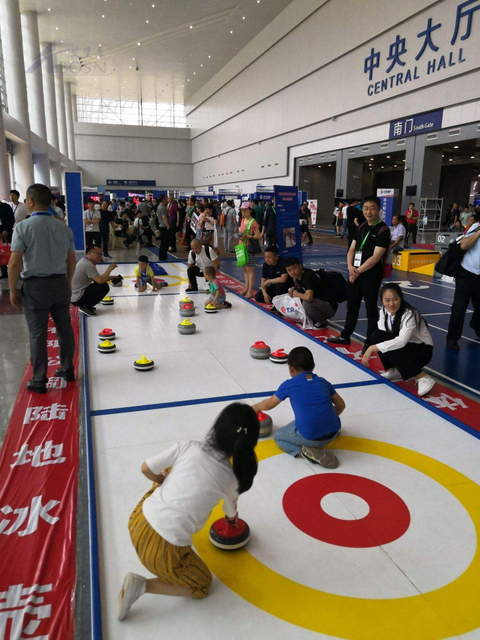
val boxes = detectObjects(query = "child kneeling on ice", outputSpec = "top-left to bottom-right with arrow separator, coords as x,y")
117,403 -> 259,620
252,346 -> 345,468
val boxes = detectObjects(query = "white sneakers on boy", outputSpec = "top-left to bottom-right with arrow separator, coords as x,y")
380,368 -> 403,381
117,572 -> 146,621
416,375 -> 436,397
301,446 -> 338,468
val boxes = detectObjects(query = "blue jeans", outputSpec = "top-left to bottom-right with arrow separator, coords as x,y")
274,420 -> 340,456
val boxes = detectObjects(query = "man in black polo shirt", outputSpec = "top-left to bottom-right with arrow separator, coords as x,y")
345,199 -> 364,249
255,245 -> 292,304
285,257 -> 338,328
328,195 -> 390,352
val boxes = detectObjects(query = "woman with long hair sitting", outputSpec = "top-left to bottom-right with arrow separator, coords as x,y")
362,283 -> 436,397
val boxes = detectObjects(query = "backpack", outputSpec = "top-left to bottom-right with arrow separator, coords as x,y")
316,269 -> 348,303
190,243 -> 212,264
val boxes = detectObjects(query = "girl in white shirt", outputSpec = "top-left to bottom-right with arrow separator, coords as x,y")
117,403 -> 260,621
362,283 -> 436,397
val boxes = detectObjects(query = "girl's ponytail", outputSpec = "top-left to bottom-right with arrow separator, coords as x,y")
207,403 -> 260,494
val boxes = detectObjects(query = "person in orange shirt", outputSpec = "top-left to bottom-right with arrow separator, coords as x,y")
405,203 -> 419,244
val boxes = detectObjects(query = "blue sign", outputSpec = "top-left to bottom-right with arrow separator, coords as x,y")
389,109 -> 443,139
274,185 -> 302,262
364,2 -> 471,97
65,171 -> 84,252
106,180 -> 156,187
377,189 -> 399,226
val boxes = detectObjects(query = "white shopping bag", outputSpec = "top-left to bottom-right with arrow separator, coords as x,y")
213,227 -> 218,248
272,294 -> 313,330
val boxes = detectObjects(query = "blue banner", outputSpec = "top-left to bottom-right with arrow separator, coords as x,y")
106,179 -> 157,187
65,171 -> 84,251
274,185 -> 302,262
389,109 -> 443,139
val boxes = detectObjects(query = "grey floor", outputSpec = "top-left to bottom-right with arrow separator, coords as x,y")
0,285 -> 29,448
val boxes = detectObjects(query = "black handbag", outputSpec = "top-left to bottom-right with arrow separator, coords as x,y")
435,236 -> 465,277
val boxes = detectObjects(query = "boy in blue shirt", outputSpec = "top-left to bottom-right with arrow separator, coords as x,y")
252,346 -> 345,468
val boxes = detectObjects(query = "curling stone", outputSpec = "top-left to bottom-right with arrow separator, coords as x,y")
209,517 -> 250,550
111,275 -> 123,287
179,295 -> 194,309
179,303 -> 195,317
97,339 -> 116,354
205,304 -> 217,314
178,319 -> 196,335
133,355 -> 154,371
98,328 -> 116,339
257,411 -> 273,437
155,279 -> 168,287
270,349 -> 288,364
250,341 -> 271,359
101,296 -> 114,305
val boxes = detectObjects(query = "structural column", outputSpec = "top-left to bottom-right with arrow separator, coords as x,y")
21,11 -> 47,139
0,0 -> 34,195
71,93 -> 78,123
50,162 -> 62,191
41,42 -> 59,149
54,65 -> 68,157
64,81 -> 76,162
0,109 -> 11,196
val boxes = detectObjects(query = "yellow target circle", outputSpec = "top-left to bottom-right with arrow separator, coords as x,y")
192,437 -> 480,639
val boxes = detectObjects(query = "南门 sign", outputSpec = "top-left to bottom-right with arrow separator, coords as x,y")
389,109 -> 443,139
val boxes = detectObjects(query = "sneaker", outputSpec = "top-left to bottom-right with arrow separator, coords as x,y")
224,301 -> 232,308
446,339 -> 460,351
185,288 -> 197,293
301,446 -> 338,469
416,376 -> 436,397
313,321 -> 328,329
327,336 -> 350,345
117,573 -> 146,621
79,306 -> 97,317
55,368 -> 76,382
380,368 -> 403,381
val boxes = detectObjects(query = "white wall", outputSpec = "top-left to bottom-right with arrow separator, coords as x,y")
186,0 -> 480,189
74,122 -> 193,189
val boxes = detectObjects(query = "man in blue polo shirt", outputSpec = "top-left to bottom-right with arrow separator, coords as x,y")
252,346 -> 345,468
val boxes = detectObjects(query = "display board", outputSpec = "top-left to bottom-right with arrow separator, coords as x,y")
274,185 -> 302,262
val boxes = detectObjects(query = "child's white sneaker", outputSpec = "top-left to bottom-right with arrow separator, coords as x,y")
380,368 -> 402,381
117,572 -> 146,621
416,375 -> 436,397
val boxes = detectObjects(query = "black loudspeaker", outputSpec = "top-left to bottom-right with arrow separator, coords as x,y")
405,185 -> 417,196
336,189 -> 344,197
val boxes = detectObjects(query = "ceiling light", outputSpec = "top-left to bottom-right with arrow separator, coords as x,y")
193,72 -> 196,75
47,7 -> 51,10
243,16 -> 245,19
200,64 -> 203,67
137,42 -> 141,45
61,40 -> 63,42
208,55 -> 211,58
97,55 -> 100,58
402,159 -> 405,162
386,155 -> 390,158
449,158 -> 453,161
370,157 -> 374,160
132,57 -> 135,60
146,20 -> 149,23
381,166 -> 384,168
129,66 -> 132,69
454,145 -> 459,149
152,3 -> 155,6
98,44 -> 101,46
471,156 -> 475,159
187,79 -> 190,81
55,26 -> 59,30
102,14 -> 105,18
181,85 -> 184,87
230,30 -> 233,33
442,155 -> 445,157
189,25 -> 193,29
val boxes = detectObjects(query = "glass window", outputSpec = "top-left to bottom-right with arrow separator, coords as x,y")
76,96 -> 186,128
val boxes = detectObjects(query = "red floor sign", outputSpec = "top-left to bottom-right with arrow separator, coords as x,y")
0,310 -> 80,640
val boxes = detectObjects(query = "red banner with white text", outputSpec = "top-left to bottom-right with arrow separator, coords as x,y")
0,309 -> 80,640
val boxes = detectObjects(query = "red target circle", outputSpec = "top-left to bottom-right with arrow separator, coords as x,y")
282,473 -> 410,548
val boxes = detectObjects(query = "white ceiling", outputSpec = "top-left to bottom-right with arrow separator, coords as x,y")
20,0 -> 293,104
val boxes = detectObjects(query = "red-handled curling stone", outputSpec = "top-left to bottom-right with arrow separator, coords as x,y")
270,348 -> 288,364
99,328 -> 116,339
209,517 -> 250,550
250,341 -> 271,359
257,411 -> 273,437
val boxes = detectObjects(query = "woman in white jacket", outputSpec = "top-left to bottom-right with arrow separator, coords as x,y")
362,283 -> 436,397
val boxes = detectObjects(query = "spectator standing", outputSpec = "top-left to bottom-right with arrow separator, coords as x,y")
239,202 -> 262,298
334,202 -> 344,238
186,239 -> 220,292
99,200 -> 115,258
9,189 -> 29,225
156,195 -> 170,260
299,202 -> 313,245
8,184 -> 76,392
71,245 -> 118,316
345,199 -> 363,249
166,195 -> 179,252
328,196 -> 390,352
285,257 -> 338,328
83,199 -> 101,249
223,200 -> 238,253
446,212 -> 480,350
460,206 -> 471,227
183,197 -> 197,251
0,200 -> 15,279
404,203 -> 419,244
255,245 -> 292,304
133,211 -> 154,247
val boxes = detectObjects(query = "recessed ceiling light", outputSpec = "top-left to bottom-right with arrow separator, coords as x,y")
132,57 -> 135,60
230,30 -> 233,33
200,64 -> 203,67
102,14 -> 105,18
442,155 -> 445,157
97,55 -> 100,58
146,20 -> 149,23
242,16 -> 245,19
61,40 -> 63,43
370,157 -> 374,160
47,7 -> 51,11
129,66 -> 132,69
152,3 -> 155,6
189,25 -> 193,29
471,156 -> 475,159
55,26 -> 59,30
381,166 -> 384,168
181,85 -> 184,87
137,42 -> 141,45
449,158 -> 453,161
454,145 -> 459,149
386,155 -> 390,158
208,55 -> 211,58
187,79 -> 190,81
193,72 -> 196,75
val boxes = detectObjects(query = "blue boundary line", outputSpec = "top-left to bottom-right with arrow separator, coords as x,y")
222,287 -> 480,442
82,314 -> 103,639
91,380 -> 382,418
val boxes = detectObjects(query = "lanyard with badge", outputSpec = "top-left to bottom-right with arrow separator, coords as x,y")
354,221 -> 380,268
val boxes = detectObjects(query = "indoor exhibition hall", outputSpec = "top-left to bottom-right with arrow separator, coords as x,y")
0,0 -> 480,639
